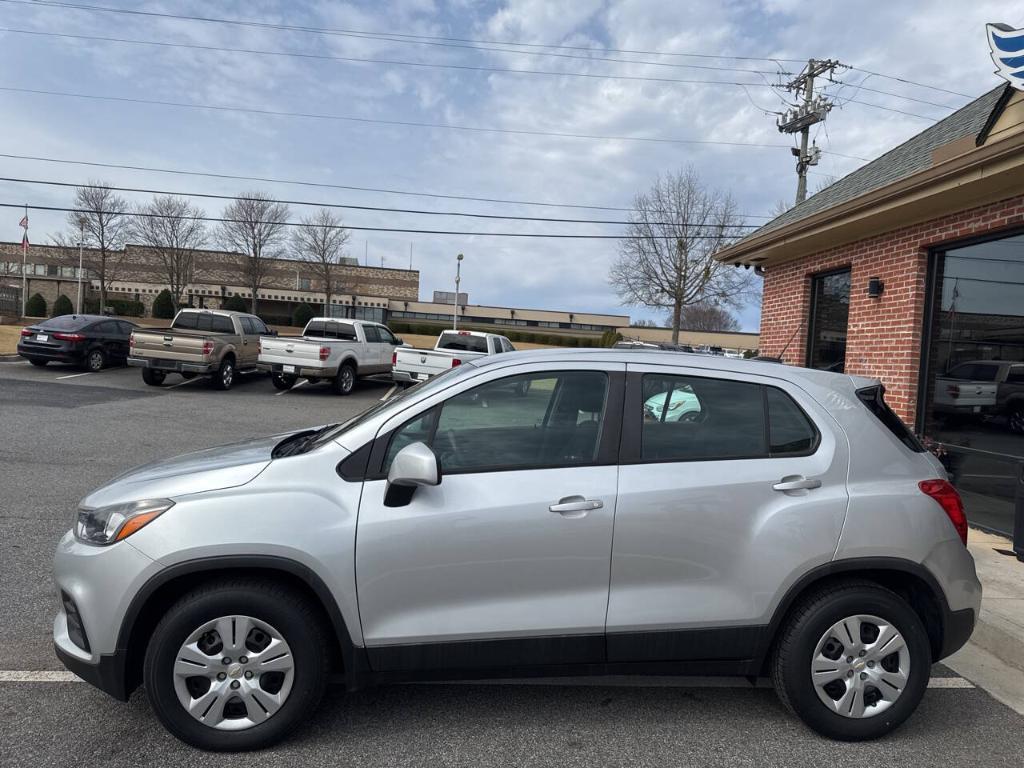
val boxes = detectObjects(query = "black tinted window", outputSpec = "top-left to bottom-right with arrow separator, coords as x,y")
364,326 -> 382,343
386,371 -> 608,473
94,321 -> 118,334
857,385 -> 925,452
118,321 -> 136,335
767,387 -> 819,455
947,363 -> 999,382
438,332 -> 487,353
251,318 -> 269,335
641,374 -> 766,461
1008,367 -> 1024,384
211,315 -> 233,333
239,317 -> 256,334
173,312 -> 198,330
41,316 -> 90,331
306,321 -> 357,340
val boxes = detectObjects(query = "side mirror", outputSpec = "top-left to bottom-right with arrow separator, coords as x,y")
384,442 -> 441,507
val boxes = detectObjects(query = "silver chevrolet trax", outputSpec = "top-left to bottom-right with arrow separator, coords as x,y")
53,350 -> 980,750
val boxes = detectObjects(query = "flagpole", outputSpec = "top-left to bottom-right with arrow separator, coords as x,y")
20,203 -> 27,319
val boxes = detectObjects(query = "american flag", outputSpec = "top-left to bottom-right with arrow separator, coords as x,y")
19,213 -> 28,247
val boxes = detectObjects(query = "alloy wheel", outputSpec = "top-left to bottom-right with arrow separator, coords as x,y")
810,614 -> 910,719
341,367 -> 354,392
88,351 -> 104,371
172,614 -> 295,731
222,364 -> 234,389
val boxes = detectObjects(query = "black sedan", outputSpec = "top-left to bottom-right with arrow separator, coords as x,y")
18,314 -> 138,371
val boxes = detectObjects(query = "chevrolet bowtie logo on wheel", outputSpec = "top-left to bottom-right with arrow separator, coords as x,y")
987,23 -> 1024,90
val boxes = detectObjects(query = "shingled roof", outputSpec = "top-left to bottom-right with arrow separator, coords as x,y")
741,84 -> 1011,241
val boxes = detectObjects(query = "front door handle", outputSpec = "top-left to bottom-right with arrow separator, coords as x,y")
772,475 -> 822,492
549,495 -> 603,518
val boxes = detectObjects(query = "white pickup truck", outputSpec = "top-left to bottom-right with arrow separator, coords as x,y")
933,360 -> 1001,420
392,329 -> 515,385
258,318 -> 404,395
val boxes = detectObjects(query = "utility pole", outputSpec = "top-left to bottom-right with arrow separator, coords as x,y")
776,59 -> 843,204
453,253 -> 463,330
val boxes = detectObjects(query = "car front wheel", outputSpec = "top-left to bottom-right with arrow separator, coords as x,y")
143,580 -> 330,751
770,581 -> 930,741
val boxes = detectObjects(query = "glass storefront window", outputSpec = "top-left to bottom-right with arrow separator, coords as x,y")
920,232 -> 1024,536
807,269 -> 850,372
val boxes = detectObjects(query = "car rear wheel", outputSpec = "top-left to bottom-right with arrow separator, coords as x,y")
142,368 -> 167,386
332,363 -> 355,396
84,348 -> 106,372
212,358 -> 235,391
272,373 -> 297,391
770,581 -> 930,741
29,359 -> 47,367
143,580 -> 329,751
1009,405 -> 1024,434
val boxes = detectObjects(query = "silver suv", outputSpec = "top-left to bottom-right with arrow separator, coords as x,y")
53,350 -> 980,750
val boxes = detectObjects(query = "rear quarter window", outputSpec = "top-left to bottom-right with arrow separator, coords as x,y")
856,385 -> 925,452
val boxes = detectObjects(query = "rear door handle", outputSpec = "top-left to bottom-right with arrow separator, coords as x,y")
772,475 -> 822,492
549,495 -> 603,518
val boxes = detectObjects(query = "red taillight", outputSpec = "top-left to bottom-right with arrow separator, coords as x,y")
391,352 -> 397,365
457,331 -> 470,336
20,327 -> 32,337
451,358 -> 462,367
919,479 -> 968,545
202,340 -> 214,356
946,383 -> 960,399
52,332 -> 85,342
319,345 -> 330,361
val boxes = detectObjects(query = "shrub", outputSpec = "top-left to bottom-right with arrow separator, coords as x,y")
152,289 -> 176,319
84,297 -> 145,316
53,294 -> 73,316
221,295 -> 248,313
291,302 -> 316,328
25,293 -> 47,317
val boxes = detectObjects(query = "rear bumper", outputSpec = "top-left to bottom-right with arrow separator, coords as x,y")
128,356 -> 216,373
260,361 -> 338,378
392,369 -> 435,384
18,344 -> 84,364
940,607 -> 976,659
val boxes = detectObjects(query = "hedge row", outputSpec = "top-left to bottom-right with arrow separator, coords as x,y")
83,297 -> 146,317
387,320 -> 618,348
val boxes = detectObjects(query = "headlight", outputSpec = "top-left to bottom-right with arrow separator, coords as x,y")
75,498 -> 174,545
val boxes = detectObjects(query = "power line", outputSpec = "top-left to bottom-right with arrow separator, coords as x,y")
4,0 -> 802,67
6,0 -> 968,100
0,153 -> 643,213
0,176 -> 762,228
0,85 -> 870,160
2,1 -> 789,75
0,28 -> 781,87
0,202 -> 746,240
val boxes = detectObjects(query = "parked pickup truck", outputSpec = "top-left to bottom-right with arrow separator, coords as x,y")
934,359 -> 1024,432
129,309 -> 271,390
258,318 -> 404,395
392,330 -> 514,385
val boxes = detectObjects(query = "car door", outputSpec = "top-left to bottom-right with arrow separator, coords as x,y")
606,363 -> 849,664
362,324 -> 387,372
355,361 -> 625,672
238,317 -> 259,366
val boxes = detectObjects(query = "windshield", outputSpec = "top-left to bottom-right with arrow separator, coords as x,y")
438,332 -> 488,353
308,364 -> 473,449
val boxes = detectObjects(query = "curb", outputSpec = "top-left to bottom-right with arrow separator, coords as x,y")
0,354 -> 23,363
969,610 -> 1024,675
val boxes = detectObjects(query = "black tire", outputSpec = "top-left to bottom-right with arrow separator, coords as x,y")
142,368 -> 167,386
332,362 -> 356,396
28,358 -> 48,367
143,579 -> 330,751
771,581 -> 931,741
84,348 -> 106,372
211,357 -> 235,391
272,373 -> 297,391
1008,405 -> 1024,435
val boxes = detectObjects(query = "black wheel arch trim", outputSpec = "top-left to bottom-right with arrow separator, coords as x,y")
759,556 -> 973,669
112,554 -> 367,697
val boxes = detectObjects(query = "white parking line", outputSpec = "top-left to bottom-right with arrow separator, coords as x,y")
0,670 -> 973,688
379,384 -> 398,401
55,372 -> 92,380
276,378 -> 308,396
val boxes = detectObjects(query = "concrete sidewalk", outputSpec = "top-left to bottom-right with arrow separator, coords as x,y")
945,528 -> 1024,714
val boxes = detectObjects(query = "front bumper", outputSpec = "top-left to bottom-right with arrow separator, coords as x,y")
128,356 -> 216,373
53,531 -> 160,699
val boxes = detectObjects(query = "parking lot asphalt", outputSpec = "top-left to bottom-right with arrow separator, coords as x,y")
3,360 -> 1024,766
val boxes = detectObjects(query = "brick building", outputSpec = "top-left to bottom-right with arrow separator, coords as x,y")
715,83 -> 1024,538
0,241 -> 418,323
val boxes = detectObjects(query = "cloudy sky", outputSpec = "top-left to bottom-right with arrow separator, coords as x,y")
0,0 -> 1020,329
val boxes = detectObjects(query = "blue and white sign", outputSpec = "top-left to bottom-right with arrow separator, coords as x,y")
987,23 -> 1024,91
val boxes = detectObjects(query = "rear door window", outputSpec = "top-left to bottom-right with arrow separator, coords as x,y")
364,325 -> 382,343
239,317 -> 256,335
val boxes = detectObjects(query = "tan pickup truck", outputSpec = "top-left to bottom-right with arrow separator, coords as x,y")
128,309 -> 272,390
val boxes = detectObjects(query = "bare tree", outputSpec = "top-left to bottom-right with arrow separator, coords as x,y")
130,195 -> 206,310
217,191 -> 291,314
672,301 -> 741,332
290,208 -> 351,314
610,167 -> 755,344
62,181 -> 130,310
630,319 -> 659,328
